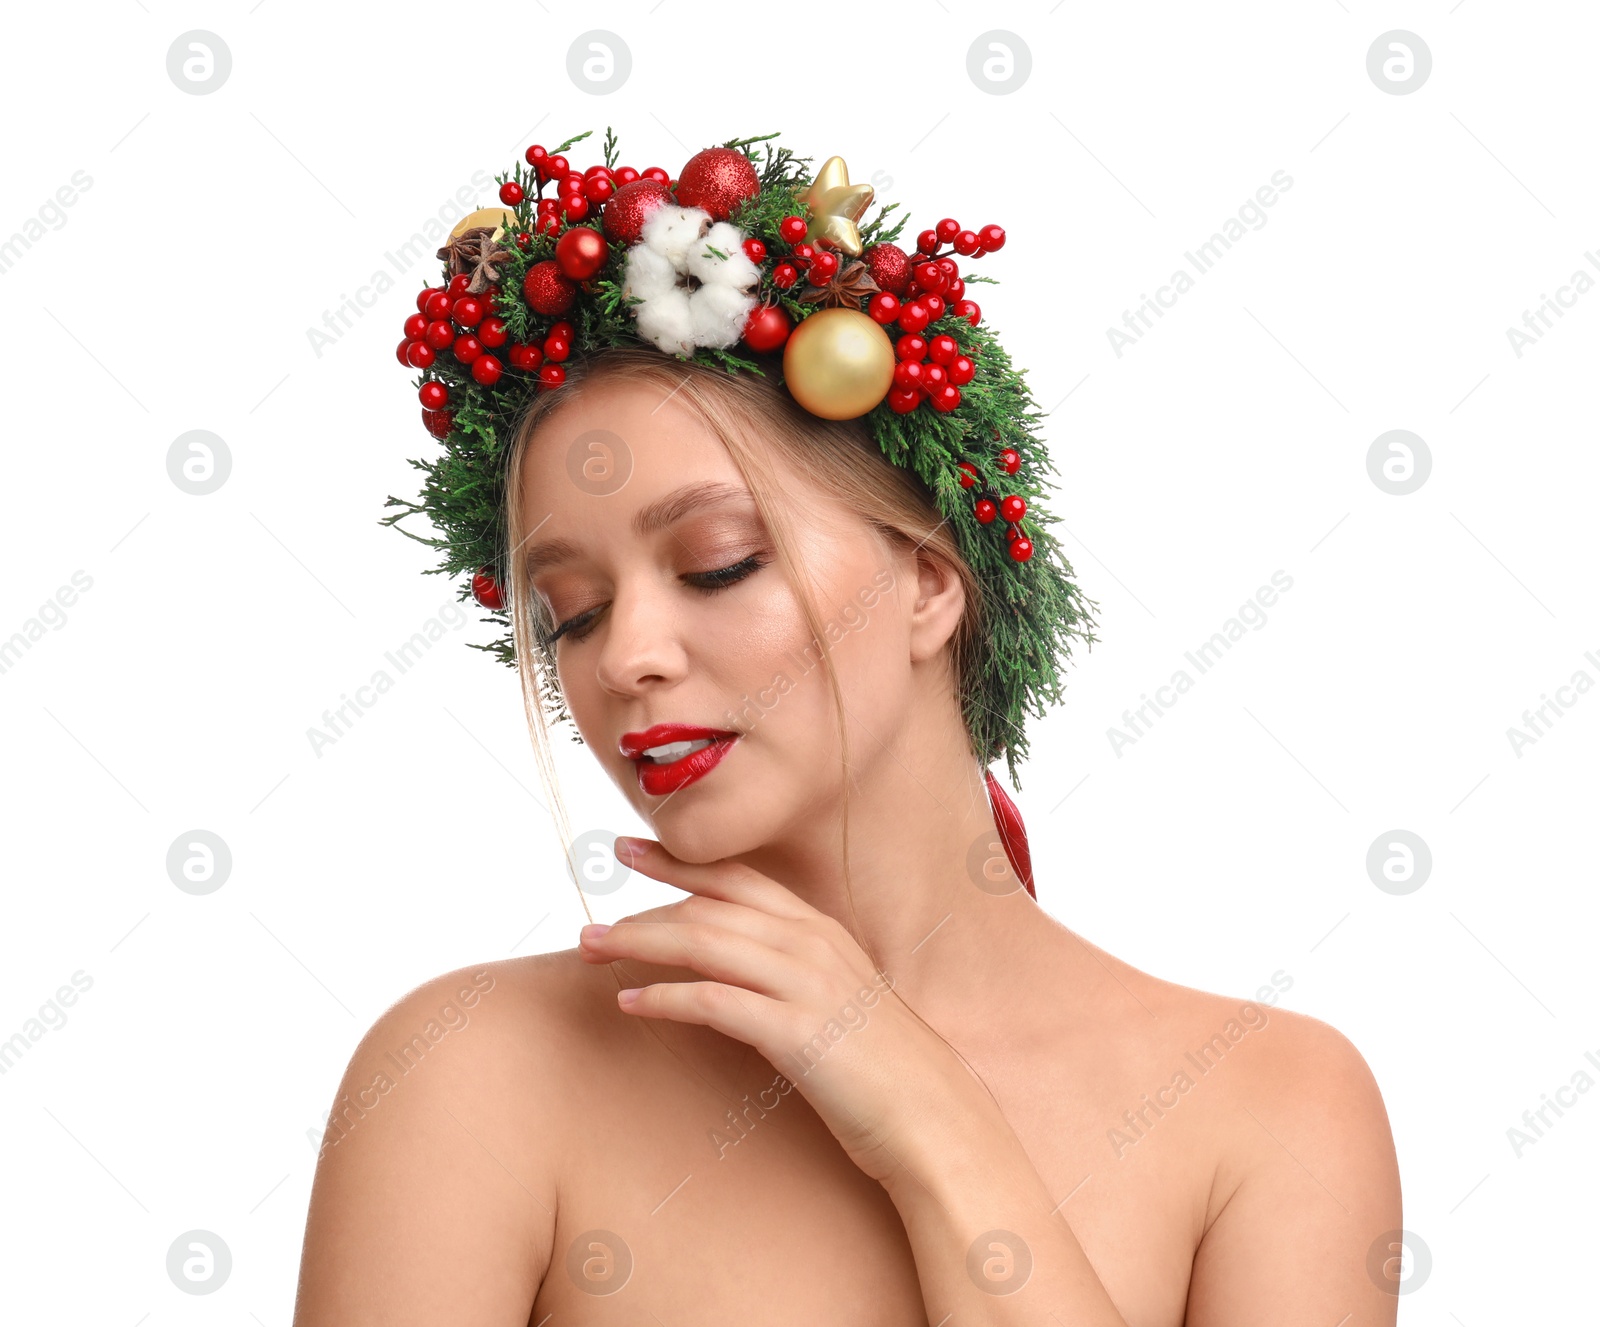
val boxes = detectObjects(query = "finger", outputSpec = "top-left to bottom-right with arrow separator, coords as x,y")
614,838 -> 817,920
595,894 -> 793,949
586,918 -> 805,997
616,979 -> 784,1044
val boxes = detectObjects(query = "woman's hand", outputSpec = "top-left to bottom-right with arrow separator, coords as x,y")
576,836 -> 981,1187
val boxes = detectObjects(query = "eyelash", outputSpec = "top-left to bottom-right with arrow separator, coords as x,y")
543,553 -> 769,646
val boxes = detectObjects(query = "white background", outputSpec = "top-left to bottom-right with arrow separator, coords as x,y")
1,1 -> 1594,1319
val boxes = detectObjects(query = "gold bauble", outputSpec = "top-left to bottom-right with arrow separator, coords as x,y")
782,308 -> 896,420
450,206 -> 519,240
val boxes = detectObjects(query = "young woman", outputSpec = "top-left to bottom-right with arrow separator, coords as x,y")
294,135 -> 1402,1324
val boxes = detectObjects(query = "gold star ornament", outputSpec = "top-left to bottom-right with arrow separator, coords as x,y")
801,156 -> 875,257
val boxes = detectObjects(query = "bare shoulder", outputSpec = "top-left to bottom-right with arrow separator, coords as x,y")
291,949 -> 605,1327
1076,939 -> 1402,1322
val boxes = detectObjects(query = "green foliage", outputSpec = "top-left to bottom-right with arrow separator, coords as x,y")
383,127 -> 1099,785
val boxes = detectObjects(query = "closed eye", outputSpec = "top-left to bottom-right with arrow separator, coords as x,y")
541,553 -> 769,647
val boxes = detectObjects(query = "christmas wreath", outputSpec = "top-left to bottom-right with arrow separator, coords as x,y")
381,128 -> 1099,787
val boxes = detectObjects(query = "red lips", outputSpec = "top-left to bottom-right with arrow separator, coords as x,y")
620,723 -> 742,798
618,723 -> 739,761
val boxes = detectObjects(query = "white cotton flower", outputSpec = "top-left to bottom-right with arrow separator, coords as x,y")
643,205 -> 712,268
623,204 -> 759,356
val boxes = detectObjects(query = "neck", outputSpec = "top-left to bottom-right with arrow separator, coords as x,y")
731,712 -> 1055,1031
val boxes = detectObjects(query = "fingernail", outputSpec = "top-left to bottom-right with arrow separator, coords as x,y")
614,836 -> 646,860
580,924 -> 612,943
617,988 -> 641,1006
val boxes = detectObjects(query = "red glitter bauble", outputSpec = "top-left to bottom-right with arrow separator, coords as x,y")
742,303 -> 791,354
522,261 -> 577,316
601,178 -> 673,245
674,147 -> 759,222
421,407 -> 452,437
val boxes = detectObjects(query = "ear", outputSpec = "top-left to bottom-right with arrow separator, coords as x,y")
906,548 -> 968,665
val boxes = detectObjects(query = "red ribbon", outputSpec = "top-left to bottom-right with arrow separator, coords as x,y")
983,769 -> 1035,900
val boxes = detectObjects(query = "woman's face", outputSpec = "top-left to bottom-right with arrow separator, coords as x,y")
516,373 -> 936,862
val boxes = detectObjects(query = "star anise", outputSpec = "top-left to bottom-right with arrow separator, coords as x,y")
436,226 -> 515,295
797,259 -> 882,308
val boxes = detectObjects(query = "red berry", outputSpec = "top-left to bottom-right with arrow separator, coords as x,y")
936,218 -> 960,243
534,212 -> 561,237
478,316 -> 508,348
560,172 -> 585,196
452,296 -> 484,327
946,276 -> 965,302
405,340 -> 436,369
930,384 -> 962,413
895,334 -> 927,362
916,229 -> 939,255
547,155 -> 569,179
538,363 -> 566,389
421,407 -> 453,438
424,320 -> 454,349
515,231 -> 532,250
549,321 -> 575,340
897,301 -> 930,334
772,262 -> 799,289
923,363 -> 947,390
742,238 -> 767,264
779,216 -> 808,243
403,312 -> 427,340
936,258 -> 959,280
914,261 -> 944,291
998,448 -> 1021,475
525,144 -> 547,169
954,230 -> 981,256
615,166 -> 640,185
811,251 -> 839,279
887,386 -> 921,414
415,287 -> 441,313
928,334 -> 958,365
395,339 -> 412,366
978,225 -> 1006,252
949,355 -> 976,386
543,335 -> 570,362
452,334 -> 482,363
583,174 -> 615,204
1008,537 -> 1033,563
640,166 -> 669,185
791,242 -> 815,265
923,293 -> 946,322
1000,495 -> 1027,523
419,382 -> 447,410
509,343 -> 544,371
424,291 -> 452,320
562,193 -> 589,221
952,300 -> 982,327
499,180 -> 524,206
957,462 -> 979,489
538,197 -> 562,214
471,354 -> 503,386
867,292 -> 901,325
471,567 -> 505,610
893,361 -> 926,392
447,274 -> 472,297
975,498 -> 998,524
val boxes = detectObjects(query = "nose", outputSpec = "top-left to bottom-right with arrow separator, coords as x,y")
592,576 -> 686,697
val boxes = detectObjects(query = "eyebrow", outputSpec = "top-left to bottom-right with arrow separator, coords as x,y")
523,480 -> 758,574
